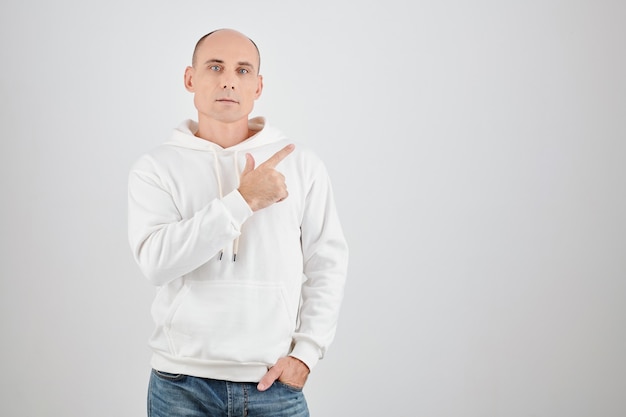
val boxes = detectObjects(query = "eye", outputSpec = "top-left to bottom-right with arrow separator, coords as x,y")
209,65 -> 221,71
238,68 -> 250,74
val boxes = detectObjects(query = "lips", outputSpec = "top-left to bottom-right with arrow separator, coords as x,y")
216,98 -> 238,104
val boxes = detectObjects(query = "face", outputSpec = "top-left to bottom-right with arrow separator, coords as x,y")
184,29 -> 263,125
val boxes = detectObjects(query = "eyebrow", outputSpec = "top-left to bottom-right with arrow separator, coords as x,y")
203,59 -> 256,70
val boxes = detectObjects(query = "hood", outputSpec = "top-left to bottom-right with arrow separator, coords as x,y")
165,116 -> 287,152
164,116 -> 287,262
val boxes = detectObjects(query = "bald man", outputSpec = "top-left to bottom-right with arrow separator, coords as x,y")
128,28 -> 348,416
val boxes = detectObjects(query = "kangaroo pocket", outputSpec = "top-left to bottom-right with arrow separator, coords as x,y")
164,280 -> 295,364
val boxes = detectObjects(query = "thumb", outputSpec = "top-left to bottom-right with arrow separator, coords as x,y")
241,153 -> 255,175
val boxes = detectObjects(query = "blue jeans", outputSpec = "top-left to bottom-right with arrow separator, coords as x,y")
148,369 -> 310,417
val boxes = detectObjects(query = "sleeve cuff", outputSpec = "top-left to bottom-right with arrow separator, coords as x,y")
289,339 -> 321,371
221,189 -> 253,227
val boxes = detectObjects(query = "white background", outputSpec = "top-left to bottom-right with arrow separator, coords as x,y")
1,1 -> 625,416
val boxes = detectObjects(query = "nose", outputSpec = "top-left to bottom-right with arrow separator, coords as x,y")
221,74 -> 236,90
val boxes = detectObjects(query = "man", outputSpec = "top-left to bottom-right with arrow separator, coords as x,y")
128,28 -> 348,416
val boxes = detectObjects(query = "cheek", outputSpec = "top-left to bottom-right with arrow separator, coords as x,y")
193,86 -> 215,101
193,92 -> 212,111
247,84 -> 263,100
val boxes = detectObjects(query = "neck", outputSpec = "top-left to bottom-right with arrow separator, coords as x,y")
195,118 -> 252,148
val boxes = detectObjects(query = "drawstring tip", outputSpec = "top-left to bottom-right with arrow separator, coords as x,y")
218,251 -> 223,261
232,253 -> 237,262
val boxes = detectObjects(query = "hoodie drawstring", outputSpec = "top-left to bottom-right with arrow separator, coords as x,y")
213,150 -> 241,262
232,151 -> 241,262
212,151 -> 225,261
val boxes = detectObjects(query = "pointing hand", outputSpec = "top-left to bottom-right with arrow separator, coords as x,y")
238,144 -> 295,211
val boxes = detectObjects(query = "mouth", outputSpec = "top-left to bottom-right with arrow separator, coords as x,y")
216,98 -> 239,104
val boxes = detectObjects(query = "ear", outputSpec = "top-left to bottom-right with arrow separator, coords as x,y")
254,75 -> 264,99
184,66 -> 195,92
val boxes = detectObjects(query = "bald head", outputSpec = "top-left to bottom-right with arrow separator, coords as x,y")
191,29 -> 261,73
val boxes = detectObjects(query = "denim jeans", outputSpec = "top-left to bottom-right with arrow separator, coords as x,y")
148,369 -> 310,417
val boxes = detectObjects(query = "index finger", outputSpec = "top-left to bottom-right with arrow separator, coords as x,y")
261,144 -> 295,168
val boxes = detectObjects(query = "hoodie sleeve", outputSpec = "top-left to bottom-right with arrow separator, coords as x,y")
127,160 -> 253,286
290,158 -> 349,370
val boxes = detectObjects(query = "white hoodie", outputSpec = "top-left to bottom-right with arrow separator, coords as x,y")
128,117 -> 348,382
